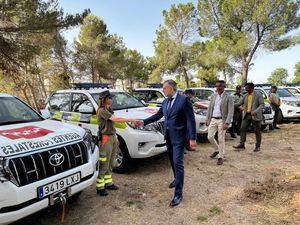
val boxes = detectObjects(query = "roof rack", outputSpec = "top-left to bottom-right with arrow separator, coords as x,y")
72,83 -> 112,90
255,83 -> 273,88
147,83 -> 163,88
285,83 -> 300,87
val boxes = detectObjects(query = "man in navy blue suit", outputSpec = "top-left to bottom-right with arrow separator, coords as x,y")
136,80 -> 197,207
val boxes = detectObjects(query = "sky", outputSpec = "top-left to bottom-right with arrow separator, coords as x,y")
59,0 -> 300,84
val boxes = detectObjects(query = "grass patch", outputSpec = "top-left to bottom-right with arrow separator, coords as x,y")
209,205 -> 222,216
197,215 -> 208,221
292,175 -> 300,180
270,171 -> 281,177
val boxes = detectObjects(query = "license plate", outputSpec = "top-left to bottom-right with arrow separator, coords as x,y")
38,172 -> 81,199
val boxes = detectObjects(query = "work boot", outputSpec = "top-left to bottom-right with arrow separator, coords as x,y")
97,189 -> 108,196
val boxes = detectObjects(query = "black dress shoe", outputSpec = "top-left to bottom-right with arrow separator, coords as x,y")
217,158 -> 223,165
233,144 -> 245,150
170,195 -> 183,207
97,189 -> 108,196
253,147 -> 261,152
105,184 -> 119,190
274,127 -> 280,129
210,151 -> 219,158
231,134 -> 237,138
169,180 -> 175,189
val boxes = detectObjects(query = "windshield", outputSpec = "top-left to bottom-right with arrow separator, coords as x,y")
0,97 -> 43,125
225,89 -> 235,96
92,92 -> 145,110
265,88 -> 294,98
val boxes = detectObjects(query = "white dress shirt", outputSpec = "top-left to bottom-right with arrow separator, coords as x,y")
212,92 -> 224,118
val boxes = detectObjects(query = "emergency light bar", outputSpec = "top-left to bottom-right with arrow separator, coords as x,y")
72,83 -> 112,90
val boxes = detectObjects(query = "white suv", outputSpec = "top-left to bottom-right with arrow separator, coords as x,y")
0,93 -> 98,224
131,88 -> 208,135
44,88 -> 167,173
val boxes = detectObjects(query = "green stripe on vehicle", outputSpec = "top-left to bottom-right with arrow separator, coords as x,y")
52,111 -> 63,120
114,122 -> 127,129
70,113 -> 81,122
90,115 -> 98,124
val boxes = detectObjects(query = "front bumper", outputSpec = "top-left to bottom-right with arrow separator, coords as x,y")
195,114 -> 208,134
262,114 -> 274,125
0,147 -> 99,225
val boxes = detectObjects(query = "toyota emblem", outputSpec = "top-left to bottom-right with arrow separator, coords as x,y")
49,153 -> 65,167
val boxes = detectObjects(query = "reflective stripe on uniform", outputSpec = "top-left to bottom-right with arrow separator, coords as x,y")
99,157 -> 107,162
96,178 -> 105,188
104,179 -> 113,184
104,175 -> 112,179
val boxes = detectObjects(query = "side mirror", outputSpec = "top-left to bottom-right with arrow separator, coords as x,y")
78,105 -> 94,114
40,109 -> 51,119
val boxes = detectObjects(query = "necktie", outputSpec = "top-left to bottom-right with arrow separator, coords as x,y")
167,97 -> 174,114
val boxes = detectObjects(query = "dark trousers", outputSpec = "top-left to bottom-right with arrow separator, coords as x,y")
230,111 -> 242,135
166,131 -> 185,197
240,113 -> 262,148
273,108 -> 279,128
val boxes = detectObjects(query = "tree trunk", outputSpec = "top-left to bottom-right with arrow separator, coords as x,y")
28,82 -> 39,110
223,69 -> 227,83
182,66 -> 189,88
242,60 -> 249,86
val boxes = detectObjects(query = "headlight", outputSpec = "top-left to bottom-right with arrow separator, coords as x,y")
194,108 -> 207,116
83,130 -> 96,153
127,122 -> 157,131
282,100 -> 298,107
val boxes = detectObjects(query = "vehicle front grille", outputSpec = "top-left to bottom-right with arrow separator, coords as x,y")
263,106 -> 272,114
7,142 -> 88,187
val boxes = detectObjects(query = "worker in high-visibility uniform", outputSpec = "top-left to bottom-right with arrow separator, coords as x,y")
96,90 -> 136,196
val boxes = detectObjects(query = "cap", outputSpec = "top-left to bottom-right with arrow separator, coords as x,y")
99,90 -> 115,99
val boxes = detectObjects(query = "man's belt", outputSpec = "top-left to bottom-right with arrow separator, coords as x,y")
212,117 -> 222,119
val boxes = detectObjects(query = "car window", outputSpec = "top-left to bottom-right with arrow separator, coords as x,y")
92,92 -> 144,110
257,90 -> 267,99
131,91 -> 148,102
0,97 -> 43,125
71,93 -> 94,113
286,88 -> 299,94
48,93 -> 71,111
202,90 -> 214,100
148,91 -> 164,103
277,88 -> 294,97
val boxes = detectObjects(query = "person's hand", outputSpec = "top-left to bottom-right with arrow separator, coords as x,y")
240,106 -> 244,112
189,140 -> 197,149
223,123 -> 229,130
205,120 -> 209,127
251,111 -> 257,116
134,120 -> 144,127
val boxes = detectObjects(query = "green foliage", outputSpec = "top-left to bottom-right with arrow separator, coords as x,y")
154,3 -> 198,87
198,0 -> 300,85
292,62 -> 300,83
73,14 -> 127,86
122,49 -> 148,89
267,68 -> 288,86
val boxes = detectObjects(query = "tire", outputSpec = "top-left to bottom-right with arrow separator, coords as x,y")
261,124 -> 267,130
277,109 -> 283,124
113,136 -> 132,173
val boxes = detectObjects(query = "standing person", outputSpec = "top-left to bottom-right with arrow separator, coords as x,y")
136,80 -> 197,207
205,80 -> 234,165
230,85 -> 243,138
269,85 -> 281,129
183,89 -> 197,151
233,82 -> 265,152
96,90 -> 137,196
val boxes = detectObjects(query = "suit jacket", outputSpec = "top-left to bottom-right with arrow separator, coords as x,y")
206,91 -> 234,125
143,93 -> 196,145
236,90 -> 265,121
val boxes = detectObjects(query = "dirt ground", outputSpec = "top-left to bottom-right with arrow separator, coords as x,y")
14,121 -> 300,225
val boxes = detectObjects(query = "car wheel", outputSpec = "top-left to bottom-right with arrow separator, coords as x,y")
113,137 -> 132,173
277,109 -> 283,124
